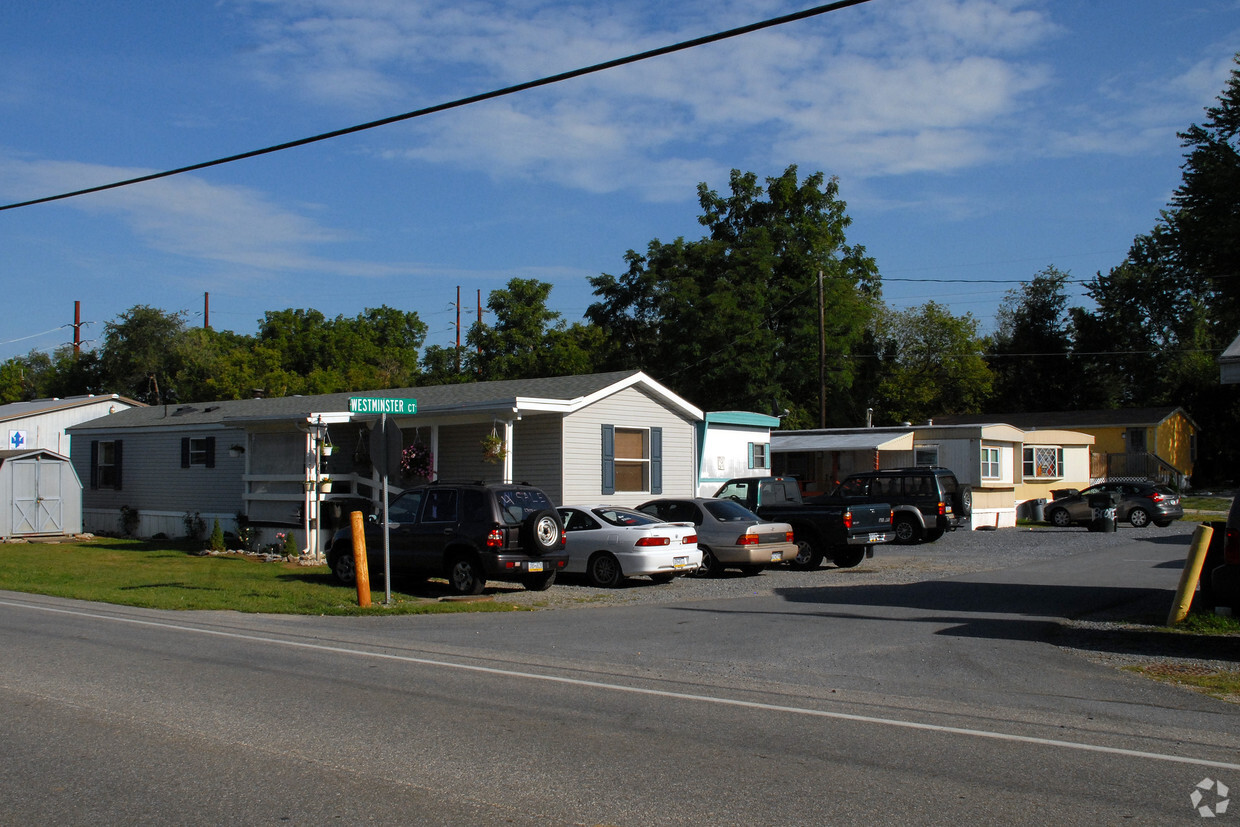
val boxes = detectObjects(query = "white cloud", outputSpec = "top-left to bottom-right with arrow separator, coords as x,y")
0,155 -> 405,277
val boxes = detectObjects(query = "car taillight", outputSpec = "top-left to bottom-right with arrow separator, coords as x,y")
785,531 -> 794,543
683,534 -> 697,544
736,533 -> 759,545
635,537 -> 670,547
843,510 -> 853,530
486,528 -> 505,548
1226,527 -> 1240,565
937,501 -> 946,516
1150,491 -> 1164,502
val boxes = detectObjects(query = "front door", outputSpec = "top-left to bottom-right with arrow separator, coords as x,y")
11,457 -> 64,535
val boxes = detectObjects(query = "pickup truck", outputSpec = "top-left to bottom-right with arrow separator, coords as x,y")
713,476 -> 893,569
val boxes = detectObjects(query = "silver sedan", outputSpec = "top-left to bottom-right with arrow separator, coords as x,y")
636,497 -> 797,576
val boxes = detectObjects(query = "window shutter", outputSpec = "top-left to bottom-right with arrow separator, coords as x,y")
601,425 -> 615,495
748,442 -> 755,469
90,440 -> 99,489
113,440 -> 123,490
205,436 -> 216,469
181,437 -> 191,468
765,443 -> 772,469
650,427 -> 662,495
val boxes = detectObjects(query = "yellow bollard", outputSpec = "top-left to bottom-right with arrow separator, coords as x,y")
1167,523 -> 1213,625
350,510 -> 371,609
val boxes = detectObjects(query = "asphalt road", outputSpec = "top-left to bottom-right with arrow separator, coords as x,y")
1,523 -> 1236,825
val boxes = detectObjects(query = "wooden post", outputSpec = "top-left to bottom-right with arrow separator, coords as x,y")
350,510 -> 371,609
1167,523 -> 1213,625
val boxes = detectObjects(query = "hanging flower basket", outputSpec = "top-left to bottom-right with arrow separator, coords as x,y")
400,443 -> 434,480
481,431 -> 507,464
318,476 -> 333,494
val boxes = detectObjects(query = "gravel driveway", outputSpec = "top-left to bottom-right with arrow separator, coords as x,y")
492,519 -> 1204,609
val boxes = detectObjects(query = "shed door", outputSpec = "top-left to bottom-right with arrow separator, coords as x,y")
11,457 -> 64,536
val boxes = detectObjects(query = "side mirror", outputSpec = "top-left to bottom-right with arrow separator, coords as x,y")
367,513 -> 379,525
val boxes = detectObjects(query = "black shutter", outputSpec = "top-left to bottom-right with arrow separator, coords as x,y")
181,437 -> 191,468
205,436 -> 216,469
113,440 -> 123,490
90,441 -> 99,490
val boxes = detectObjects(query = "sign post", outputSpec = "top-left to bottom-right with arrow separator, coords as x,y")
353,398 -> 415,605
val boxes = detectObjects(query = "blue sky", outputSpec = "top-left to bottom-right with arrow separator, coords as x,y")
2,0 -> 1238,363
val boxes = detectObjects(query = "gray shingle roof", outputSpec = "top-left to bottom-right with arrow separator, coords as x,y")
68,371 -> 651,431
0,394 -> 143,423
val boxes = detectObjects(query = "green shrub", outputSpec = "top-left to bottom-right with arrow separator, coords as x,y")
209,519 -> 226,552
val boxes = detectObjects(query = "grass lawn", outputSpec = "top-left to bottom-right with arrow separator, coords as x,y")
0,537 -> 523,615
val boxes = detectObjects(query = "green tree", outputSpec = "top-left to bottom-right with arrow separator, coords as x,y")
469,279 -> 597,381
98,305 -> 189,401
873,302 -> 992,425
588,166 -> 880,424
986,266 -> 1076,411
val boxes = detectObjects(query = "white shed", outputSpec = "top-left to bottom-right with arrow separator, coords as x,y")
0,449 -> 83,538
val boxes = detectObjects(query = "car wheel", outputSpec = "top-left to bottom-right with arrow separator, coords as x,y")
447,553 -> 486,595
1048,508 -> 1073,528
521,509 -> 562,553
649,573 -> 676,584
1128,507 -> 1151,528
331,550 -> 356,586
788,539 -> 824,570
696,547 -> 721,577
893,515 -> 922,544
924,527 -> 945,542
831,546 -> 866,568
586,552 -> 625,588
522,570 -> 557,591
738,564 -> 765,576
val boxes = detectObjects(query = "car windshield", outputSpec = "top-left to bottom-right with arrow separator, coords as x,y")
593,507 -> 662,527
495,487 -> 553,526
703,499 -> 761,522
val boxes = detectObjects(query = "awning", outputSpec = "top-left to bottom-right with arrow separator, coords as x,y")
771,431 -> 914,453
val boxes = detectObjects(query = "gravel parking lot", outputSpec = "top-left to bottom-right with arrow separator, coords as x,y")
495,519 -> 1204,610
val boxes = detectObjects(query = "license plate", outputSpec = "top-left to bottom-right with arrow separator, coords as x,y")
770,551 -> 782,562
868,533 -> 883,542
528,561 -> 543,572
673,556 -> 688,568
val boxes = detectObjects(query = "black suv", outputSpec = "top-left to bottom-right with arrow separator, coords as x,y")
326,482 -> 567,595
831,467 -> 971,544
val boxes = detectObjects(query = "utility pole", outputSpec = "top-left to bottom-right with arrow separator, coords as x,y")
818,270 -> 826,429
455,285 -> 461,374
73,301 -> 82,353
476,288 -> 483,374
204,292 -> 210,329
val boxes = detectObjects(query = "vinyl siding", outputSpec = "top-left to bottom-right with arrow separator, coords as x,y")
73,426 -> 246,516
512,415 -> 564,503
562,385 -> 696,506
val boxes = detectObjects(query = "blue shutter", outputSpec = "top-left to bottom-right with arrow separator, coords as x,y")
765,443 -> 772,469
748,442 -> 755,469
601,425 -> 615,495
113,440 -> 123,490
650,427 -> 662,495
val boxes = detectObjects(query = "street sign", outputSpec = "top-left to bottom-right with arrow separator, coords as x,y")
349,397 -> 417,415
368,417 -> 403,479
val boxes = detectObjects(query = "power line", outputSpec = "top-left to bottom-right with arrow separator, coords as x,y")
0,0 -> 875,213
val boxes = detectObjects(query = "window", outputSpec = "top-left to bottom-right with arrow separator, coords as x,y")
749,442 -> 769,469
981,446 -> 1000,479
180,436 -> 216,468
1022,446 -> 1064,478
91,440 -> 122,490
422,488 -> 458,523
914,445 -> 939,466
601,425 -> 662,495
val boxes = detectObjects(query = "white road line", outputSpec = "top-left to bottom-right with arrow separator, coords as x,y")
5,597 -> 1238,772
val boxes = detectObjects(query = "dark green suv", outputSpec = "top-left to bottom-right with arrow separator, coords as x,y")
326,481 -> 567,594
832,467 -> 971,544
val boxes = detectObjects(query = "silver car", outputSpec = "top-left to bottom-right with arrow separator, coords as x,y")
636,497 -> 796,576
